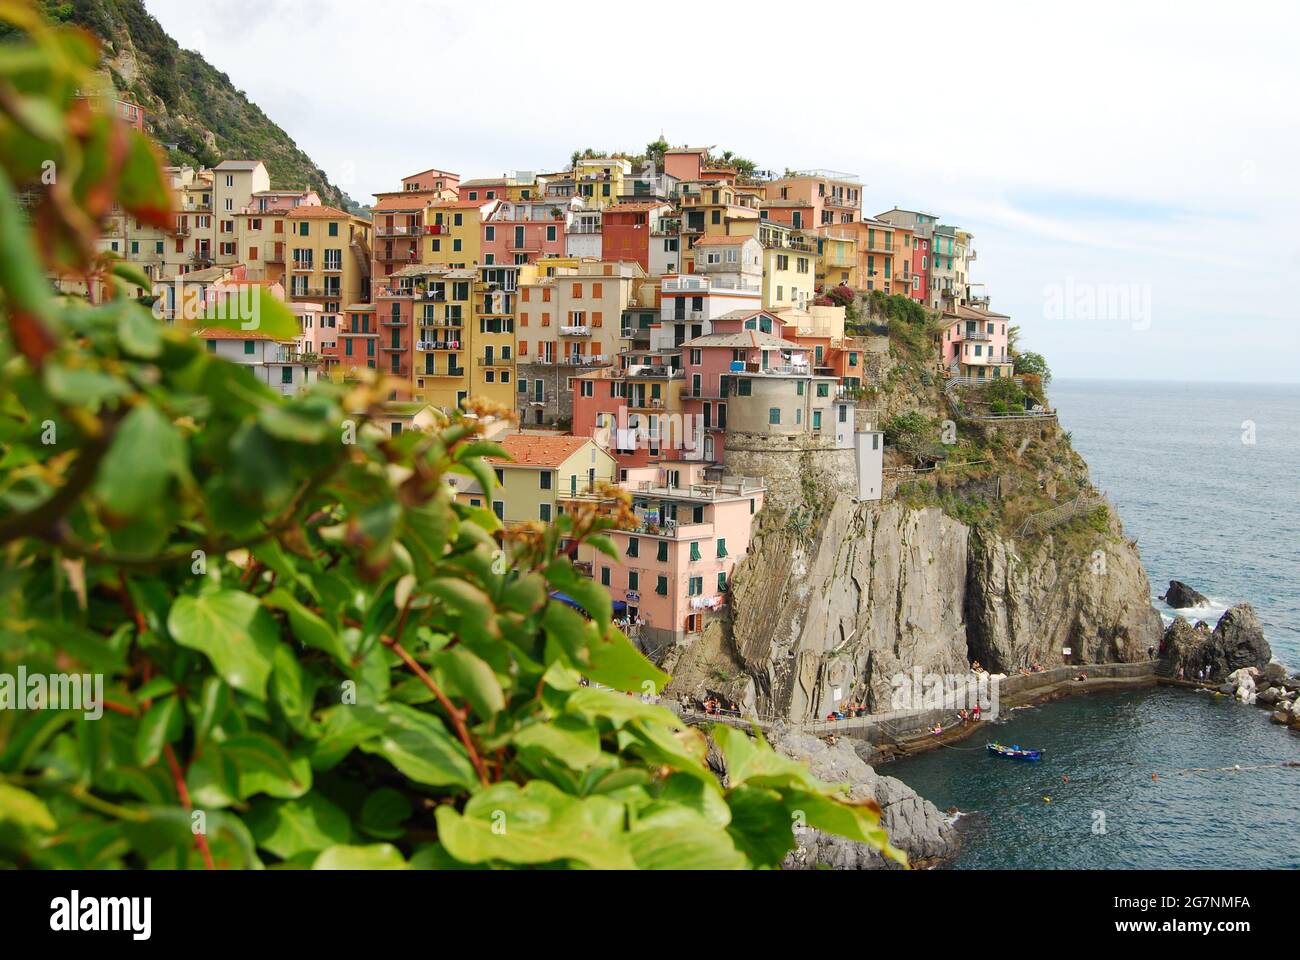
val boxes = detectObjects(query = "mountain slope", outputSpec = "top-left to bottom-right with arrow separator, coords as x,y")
18,0 -> 359,211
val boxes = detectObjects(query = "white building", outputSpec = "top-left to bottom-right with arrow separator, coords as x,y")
197,328 -> 322,396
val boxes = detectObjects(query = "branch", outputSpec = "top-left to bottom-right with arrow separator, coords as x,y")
0,410 -> 121,546
380,634 -> 490,787
163,744 -> 215,870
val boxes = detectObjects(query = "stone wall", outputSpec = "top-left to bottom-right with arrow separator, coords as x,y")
516,362 -> 576,428
721,431 -> 857,505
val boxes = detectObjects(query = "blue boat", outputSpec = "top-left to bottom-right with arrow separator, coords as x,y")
987,742 -> 1042,761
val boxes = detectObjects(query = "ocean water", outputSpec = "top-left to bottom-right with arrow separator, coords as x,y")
886,379 -> 1300,869
887,688 -> 1300,869
1050,378 -> 1300,664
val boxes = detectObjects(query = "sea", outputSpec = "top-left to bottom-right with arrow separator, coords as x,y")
887,379 -> 1300,869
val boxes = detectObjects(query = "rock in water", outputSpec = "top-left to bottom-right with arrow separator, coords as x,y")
1160,605 -> 1271,679
767,727 -> 955,869
1213,604 -> 1272,673
1163,580 -> 1210,609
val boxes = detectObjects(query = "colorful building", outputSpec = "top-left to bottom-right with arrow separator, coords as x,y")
447,434 -> 617,526
575,463 -> 767,653
936,304 -> 1013,380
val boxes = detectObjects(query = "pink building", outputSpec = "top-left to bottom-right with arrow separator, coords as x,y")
937,304 -> 1013,379
481,200 -> 567,265
577,463 -> 765,655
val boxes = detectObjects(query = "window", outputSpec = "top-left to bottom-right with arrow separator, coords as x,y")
540,471 -> 552,490
813,410 -> 822,430
540,503 -> 552,522
768,408 -> 781,425
244,340 -> 256,355
817,382 -> 830,398
717,572 -> 727,592
656,575 -> 668,596
716,538 -> 727,558
626,537 -> 639,558
492,501 -> 504,520
689,541 -> 702,562
737,379 -> 752,397
601,567 -> 611,586
628,571 -> 639,592
657,541 -> 668,562
281,367 -> 293,384
688,576 -> 703,596
797,381 -> 805,396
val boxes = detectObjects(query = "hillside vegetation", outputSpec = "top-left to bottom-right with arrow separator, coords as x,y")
2,0 -> 359,211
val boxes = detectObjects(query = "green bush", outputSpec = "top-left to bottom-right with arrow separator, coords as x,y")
0,7 -> 902,870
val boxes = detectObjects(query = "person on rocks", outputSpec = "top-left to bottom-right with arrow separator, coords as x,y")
973,703 -> 982,721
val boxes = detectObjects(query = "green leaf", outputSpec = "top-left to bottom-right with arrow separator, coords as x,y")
134,694 -> 183,767
199,285 -> 300,340
263,587 -> 350,666
43,365 -> 130,406
359,788 -> 412,841
312,844 -> 408,870
585,625 -> 670,695
435,781 -> 635,869
433,648 -> 504,720
356,703 -> 478,790
248,794 -> 352,860
512,716 -> 601,770
0,783 -> 56,831
168,591 -> 279,700
95,404 -> 190,518
627,805 -> 748,869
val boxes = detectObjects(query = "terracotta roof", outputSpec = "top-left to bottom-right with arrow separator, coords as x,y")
404,167 -> 459,180
428,198 -> 495,210
682,330 -> 801,350
605,201 -> 670,213
485,434 -> 592,468
372,195 -> 434,212
692,235 -> 754,247
195,327 -> 288,342
287,204 -> 351,220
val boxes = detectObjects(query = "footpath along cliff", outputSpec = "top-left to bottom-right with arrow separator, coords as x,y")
663,312 -> 1164,723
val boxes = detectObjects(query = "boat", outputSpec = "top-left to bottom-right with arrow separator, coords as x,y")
987,742 -> 1043,761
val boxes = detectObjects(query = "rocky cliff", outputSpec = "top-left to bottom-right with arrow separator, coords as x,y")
662,361 -> 1164,721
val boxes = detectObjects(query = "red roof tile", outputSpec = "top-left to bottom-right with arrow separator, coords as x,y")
486,434 -> 592,468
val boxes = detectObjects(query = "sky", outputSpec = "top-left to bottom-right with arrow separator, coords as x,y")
145,0 -> 1300,383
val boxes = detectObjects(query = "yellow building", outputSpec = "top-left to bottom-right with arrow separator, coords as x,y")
425,198 -> 491,269
449,434 -> 617,525
285,205 -> 373,314
755,222 -> 817,310
572,158 -> 631,209
813,227 -> 859,290
405,266 -> 475,412
470,264 -> 527,410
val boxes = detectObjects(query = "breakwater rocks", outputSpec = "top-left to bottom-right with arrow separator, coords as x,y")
769,725 -> 956,869
1159,602 -> 1300,732
1162,579 -> 1210,609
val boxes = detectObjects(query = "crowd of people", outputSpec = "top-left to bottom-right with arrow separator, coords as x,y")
823,701 -> 868,722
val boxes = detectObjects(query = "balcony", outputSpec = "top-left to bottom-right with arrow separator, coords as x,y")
635,477 -> 764,499
173,223 -> 190,236
381,316 -> 408,326
274,350 -> 323,365
623,520 -> 714,540
559,324 -> 591,337
417,340 -> 461,351
679,385 -> 727,401
620,327 -> 650,340
961,330 -> 991,342
293,287 -> 343,300
477,357 -> 515,367
264,249 -> 285,264
419,316 -> 463,328
376,224 -> 425,239
376,250 -> 420,264
290,259 -> 315,272
651,218 -> 681,235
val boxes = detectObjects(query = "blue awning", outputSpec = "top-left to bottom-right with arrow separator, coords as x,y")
549,592 -> 583,611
